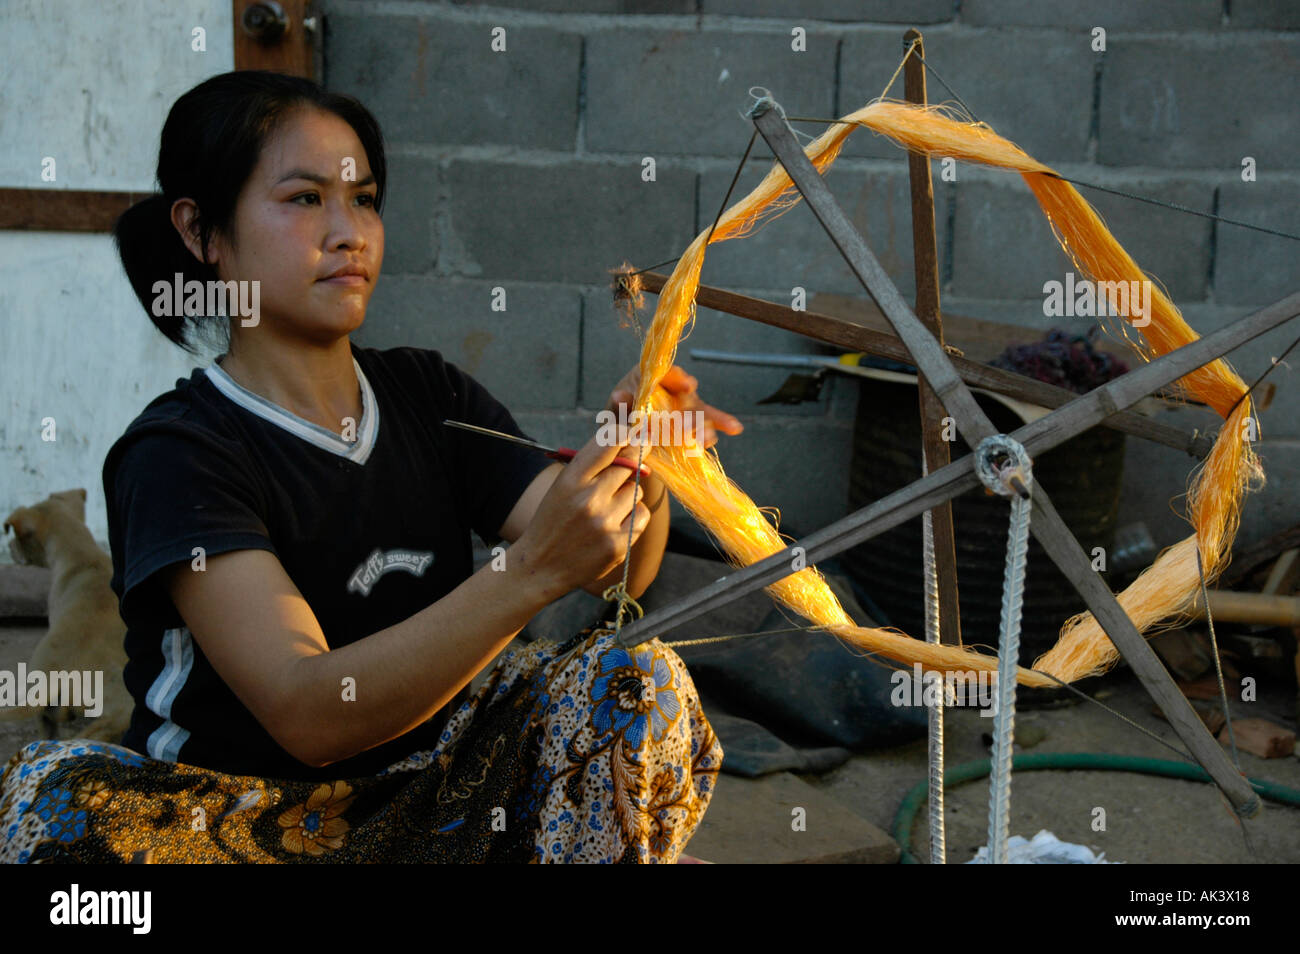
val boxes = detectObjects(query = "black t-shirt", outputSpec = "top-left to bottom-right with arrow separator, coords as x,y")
102,341 -> 554,781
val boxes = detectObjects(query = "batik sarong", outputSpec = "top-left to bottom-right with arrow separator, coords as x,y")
0,626 -> 721,863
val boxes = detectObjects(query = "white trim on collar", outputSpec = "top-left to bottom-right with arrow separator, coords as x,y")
204,353 -> 379,464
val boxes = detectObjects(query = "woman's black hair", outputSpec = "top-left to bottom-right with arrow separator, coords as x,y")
114,70 -> 386,355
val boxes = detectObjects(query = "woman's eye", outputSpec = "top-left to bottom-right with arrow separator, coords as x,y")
290,191 -> 375,207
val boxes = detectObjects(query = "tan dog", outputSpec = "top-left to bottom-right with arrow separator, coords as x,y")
2,489 -> 132,742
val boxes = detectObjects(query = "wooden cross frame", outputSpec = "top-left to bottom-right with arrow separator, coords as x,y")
613,74 -> 1300,823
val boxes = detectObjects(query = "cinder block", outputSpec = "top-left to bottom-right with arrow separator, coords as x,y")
579,286 -> 838,417
513,409 -> 595,450
357,278 -> 581,409
703,0 -> 953,22
1177,303 -> 1300,441
694,414 -> 854,535
950,174 -> 1075,299
487,0 -> 692,11
951,167 -> 1218,307
685,770 -> 900,863
1213,179 -> 1300,306
584,27 -> 838,158
1115,405 -> 1298,558
842,30 -> 1095,164
325,13 -> 581,150
697,163 -> 951,300
1228,0 -> 1300,29
963,0 -> 1221,29
1098,35 -> 1300,169
443,157 -> 695,285
1074,174 -> 1214,301
380,154 -> 439,275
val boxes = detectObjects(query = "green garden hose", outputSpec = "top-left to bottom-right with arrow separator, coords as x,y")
893,751 -> 1300,863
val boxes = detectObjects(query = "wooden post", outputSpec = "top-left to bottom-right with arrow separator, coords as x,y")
903,28 -> 963,649
903,28 -> 953,866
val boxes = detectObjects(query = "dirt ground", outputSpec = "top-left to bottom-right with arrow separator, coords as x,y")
807,663 -> 1300,864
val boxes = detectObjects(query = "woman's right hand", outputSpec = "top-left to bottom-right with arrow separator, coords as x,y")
513,430 -> 653,599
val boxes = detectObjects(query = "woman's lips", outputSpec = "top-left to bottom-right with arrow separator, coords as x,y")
321,275 -> 368,285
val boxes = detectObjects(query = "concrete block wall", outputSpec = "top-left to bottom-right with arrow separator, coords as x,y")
332,0 -> 1299,554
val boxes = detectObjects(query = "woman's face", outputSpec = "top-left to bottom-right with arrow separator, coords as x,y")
209,106 -> 384,345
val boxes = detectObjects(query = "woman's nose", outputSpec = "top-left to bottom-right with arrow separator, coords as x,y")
325,200 -> 368,251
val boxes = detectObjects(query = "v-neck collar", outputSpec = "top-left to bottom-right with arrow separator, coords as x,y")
204,350 -> 379,464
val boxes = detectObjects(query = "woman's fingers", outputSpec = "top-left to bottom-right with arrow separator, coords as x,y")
607,364 -> 743,451
568,429 -> 637,482
658,366 -> 743,438
659,366 -> 696,394
616,488 -> 653,537
620,500 -> 652,540
697,399 -> 743,435
610,475 -> 645,514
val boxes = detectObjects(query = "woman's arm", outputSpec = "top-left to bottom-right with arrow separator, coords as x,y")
168,432 -> 652,769
168,542 -> 559,767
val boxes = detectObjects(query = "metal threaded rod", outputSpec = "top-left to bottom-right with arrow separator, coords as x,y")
921,452 -> 946,865
976,435 -> 1034,864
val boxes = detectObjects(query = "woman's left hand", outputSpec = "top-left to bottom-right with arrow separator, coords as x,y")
604,365 -> 742,451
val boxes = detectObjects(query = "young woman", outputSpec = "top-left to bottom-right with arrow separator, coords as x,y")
0,70 -> 739,863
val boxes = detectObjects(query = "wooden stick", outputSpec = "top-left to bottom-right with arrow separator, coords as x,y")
1262,549 -> 1299,597
0,188 -> 150,232
904,28 -> 963,649
638,271 -> 1218,460
1188,590 -> 1300,626
903,28 -> 953,870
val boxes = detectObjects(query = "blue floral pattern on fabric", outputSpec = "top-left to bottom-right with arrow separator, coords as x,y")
591,646 -> 682,751
0,627 -> 721,863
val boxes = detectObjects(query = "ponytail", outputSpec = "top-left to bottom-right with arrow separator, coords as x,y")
113,192 -> 217,355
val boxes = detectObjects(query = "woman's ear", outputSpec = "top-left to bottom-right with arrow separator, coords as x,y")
170,197 -> 220,267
